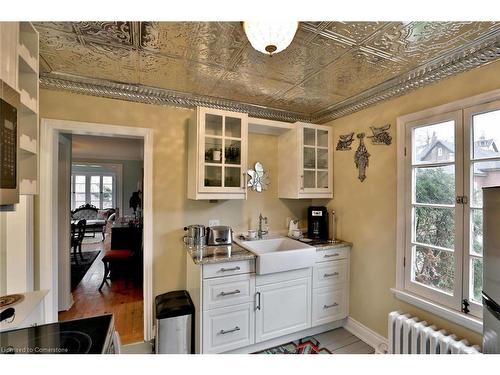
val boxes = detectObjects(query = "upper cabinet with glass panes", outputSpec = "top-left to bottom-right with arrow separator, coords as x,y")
188,107 -> 248,200
278,122 -> 333,199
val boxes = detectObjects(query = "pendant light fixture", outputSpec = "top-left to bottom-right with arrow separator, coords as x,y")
243,21 -> 298,56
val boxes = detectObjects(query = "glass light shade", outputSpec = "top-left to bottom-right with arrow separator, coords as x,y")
243,21 -> 298,56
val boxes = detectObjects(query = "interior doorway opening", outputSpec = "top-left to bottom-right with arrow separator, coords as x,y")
39,119 -> 154,343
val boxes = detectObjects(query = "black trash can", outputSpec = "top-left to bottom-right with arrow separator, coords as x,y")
155,290 -> 195,354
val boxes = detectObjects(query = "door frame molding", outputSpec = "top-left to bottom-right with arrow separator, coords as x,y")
39,118 -> 154,341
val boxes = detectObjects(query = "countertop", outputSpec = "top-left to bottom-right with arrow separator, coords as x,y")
187,243 -> 256,265
186,237 -> 352,265
0,290 -> 48,332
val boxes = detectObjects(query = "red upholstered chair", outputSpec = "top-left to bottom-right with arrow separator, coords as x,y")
98,249 -> 134,291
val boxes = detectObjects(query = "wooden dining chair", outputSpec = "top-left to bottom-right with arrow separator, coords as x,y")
98,249 -> 134,291
71,219 -> 86,263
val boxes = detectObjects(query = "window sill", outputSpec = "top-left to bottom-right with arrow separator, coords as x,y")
391,288 -> 483,334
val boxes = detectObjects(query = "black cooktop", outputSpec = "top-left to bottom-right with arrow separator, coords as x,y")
0,314 -> 113,354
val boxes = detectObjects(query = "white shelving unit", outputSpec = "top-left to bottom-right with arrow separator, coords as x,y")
17,22 -> 39,195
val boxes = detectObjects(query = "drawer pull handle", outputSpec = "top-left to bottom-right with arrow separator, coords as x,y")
256,292 -> 261,310
219,289 -> 241,297
324,272 -> 339,278
324,253 -> 339,258
220,326 -> 240,335
220,266 -> 241,272
324,303 -> 339,309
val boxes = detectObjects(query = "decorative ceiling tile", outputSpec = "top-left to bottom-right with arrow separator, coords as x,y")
139,51 -> 224,95
140,22 -> 196,58
299,47 -> 407,99
35,21 -> 500,122
210,71 -> 295,110
73,21 -> 136,46
234,29 -> 349,85
187,22 -> 248,68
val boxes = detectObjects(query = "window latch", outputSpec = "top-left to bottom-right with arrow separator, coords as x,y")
456,196 -> 468,205
462,299 -> 470,314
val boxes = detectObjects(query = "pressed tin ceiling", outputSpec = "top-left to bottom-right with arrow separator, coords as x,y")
35,21 -> 500,123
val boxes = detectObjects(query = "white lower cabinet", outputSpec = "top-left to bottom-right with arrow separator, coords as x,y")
203,302 -> 255,353
312,286 -> 347,326
255,277 -> 311,343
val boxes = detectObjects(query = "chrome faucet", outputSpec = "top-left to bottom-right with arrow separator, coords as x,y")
258,213 -> 268,239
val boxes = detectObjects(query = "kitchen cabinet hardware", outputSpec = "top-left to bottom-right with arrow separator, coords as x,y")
220,266 -> 241,272
219,326 -> 241,335
323,272 -> 339,278
323,303 -> 339,309
256,292 -> 261,310
219,289 -> 241,297
324,253 -> 339,258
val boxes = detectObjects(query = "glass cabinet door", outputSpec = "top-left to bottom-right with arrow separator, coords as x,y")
302,127 -> 330,191
202,112 -> 245,191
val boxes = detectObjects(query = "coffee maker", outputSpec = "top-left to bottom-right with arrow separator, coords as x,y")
307,206 -> 328,240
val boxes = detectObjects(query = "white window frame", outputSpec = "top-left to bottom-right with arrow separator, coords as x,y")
395,88 -> 500,332
70,162 -> 123,212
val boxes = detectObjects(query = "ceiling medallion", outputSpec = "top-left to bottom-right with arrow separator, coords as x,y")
243,21 -> 298,56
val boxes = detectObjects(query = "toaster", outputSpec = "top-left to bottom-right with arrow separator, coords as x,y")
206,226 -> 232,246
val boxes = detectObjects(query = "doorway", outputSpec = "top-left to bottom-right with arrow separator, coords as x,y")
39,119 -> 154,342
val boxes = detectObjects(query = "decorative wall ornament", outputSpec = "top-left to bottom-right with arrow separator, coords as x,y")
354,133 -> 370,182
367,124 -> 392,145
247,162 -> 270,192
336,132 -> 355,151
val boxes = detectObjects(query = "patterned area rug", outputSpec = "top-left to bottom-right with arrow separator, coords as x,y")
255,337 -> 332,354
71,250 -> 100,290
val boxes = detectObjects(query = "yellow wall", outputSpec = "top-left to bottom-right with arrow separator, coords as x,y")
39,90 -> 312,298
326,59 -> 500,345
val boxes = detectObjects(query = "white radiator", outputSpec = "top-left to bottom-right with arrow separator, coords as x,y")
388,311 -> 481,354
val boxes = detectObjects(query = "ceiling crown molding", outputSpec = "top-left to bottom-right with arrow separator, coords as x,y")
311,34 -> 500,123
40,32 -> 500,124
39,72 -> 311,123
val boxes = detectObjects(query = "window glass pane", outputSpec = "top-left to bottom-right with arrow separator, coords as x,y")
414,166 -> 455,205
205,138 -> 222,164
470,209 -> 483,256
90,183 -> 100,193
91,176 -> 100,184
103,176 -> 112,185
304,128 -> 315,146
415,206 -> 455,249
317,170 -> 328,189
470,257 -> 483,303
303,147 -> 316,169
472,109 -> 500,160
75,183 -> 85,193
75,175 -> 85,184
204,166 -> 222,187
224,167 -> 241,187
412,245 -> 454,294
317,130 -> 328,148
225,117 -> 241,138
317,148 -> 328,169
102,201 -> 113,209
471,160 -> 500,208
225,140 -> 241,165
412,120 -> 454,164
205,114 -> 222,136
304,170 -> 315,188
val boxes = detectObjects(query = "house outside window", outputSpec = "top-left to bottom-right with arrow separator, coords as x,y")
397,92 -> 500,323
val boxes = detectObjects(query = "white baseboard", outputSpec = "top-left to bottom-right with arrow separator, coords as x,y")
344,316 -> 388,354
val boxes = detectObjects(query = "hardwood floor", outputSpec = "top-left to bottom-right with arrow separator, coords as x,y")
59,233 -> 144,345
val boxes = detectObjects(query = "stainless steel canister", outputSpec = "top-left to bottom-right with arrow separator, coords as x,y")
183,224 -> 206,247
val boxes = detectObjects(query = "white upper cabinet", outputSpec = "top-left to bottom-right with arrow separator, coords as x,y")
188,107 -> 248,200
278,122 -> 333,199
0,22 -> 19,91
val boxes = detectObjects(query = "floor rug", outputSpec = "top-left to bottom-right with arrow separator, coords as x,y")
255,336 -> 332,354
71,250 -> 100,290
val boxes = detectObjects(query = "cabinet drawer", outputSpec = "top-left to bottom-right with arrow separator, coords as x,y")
203,259 -> 255,279
315,247 -> 349,263
203,274 -> 255,310
313,259 -> 348,289
312,286 -> 347,327
203,303 -> 255,353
